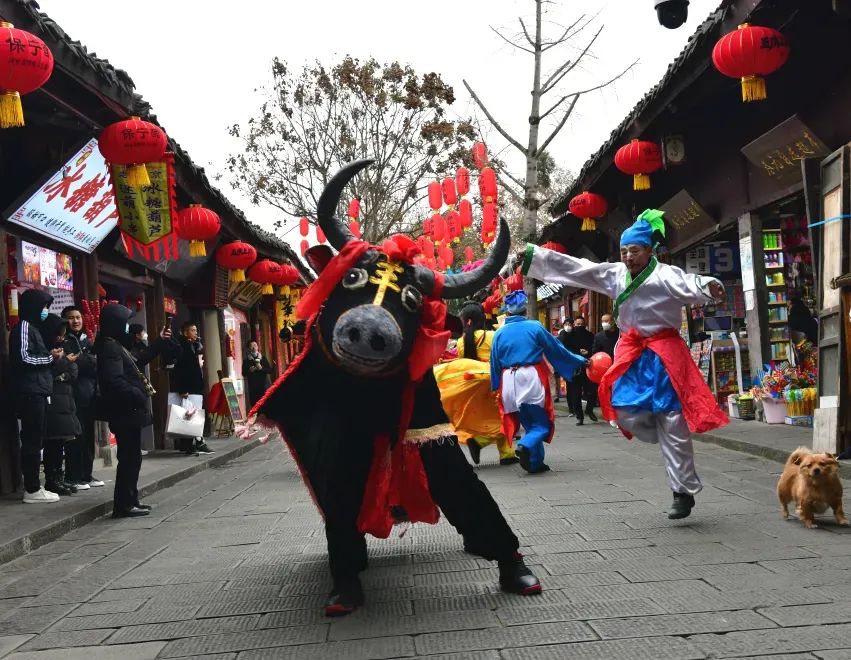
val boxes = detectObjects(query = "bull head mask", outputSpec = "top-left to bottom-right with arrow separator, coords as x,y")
305,159 -> 511,377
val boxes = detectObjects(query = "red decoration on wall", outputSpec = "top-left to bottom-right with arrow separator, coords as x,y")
0,22 -> 53,128
216,241 -> 257,283
479,167 -> 497,203
568,192 -> 608,232
98,116 -> 168,188
712,23 -> 790,102
175,204 -> 221,257
456,167 -> 470,196
299,216 -> 310,237
472,142 -> 488,170
248,259 -> 282,295
427,181 -> 443,210
614,139 -> 662,191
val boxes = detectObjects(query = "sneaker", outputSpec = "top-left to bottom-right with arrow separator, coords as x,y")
88,479 -> 105,487
140,449 -> 149,457
194,442 -> 214,455
23,487 -> 60,503
74,482 -> 91,491
466,439 -> 482,465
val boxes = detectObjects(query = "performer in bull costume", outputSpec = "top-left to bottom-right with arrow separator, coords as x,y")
249,161 -> 541,616
519,209 -> 728,519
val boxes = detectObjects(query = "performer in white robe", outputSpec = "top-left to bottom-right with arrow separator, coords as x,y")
520,209 -> 728,519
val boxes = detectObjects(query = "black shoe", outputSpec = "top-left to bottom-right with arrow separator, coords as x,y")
500,456 -> 520,466
528,463 -> 551,474
576,419 -> 584,426
516,446 -> 531,473
668,492 -> 695,520
45,481 -> 73,496
194,441 -> 214,455
112,506 -> 150,518
466,439 -> 482,465
499,553 -> 542,595
59,471 -> 78,494
586,410 -> 598,422
134,503 -> 152,511
554,397 -> 561,403
324,577 -> 364,617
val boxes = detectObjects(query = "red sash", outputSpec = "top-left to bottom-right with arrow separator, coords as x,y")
498,362 -> 556,444
599,328 -> 728,436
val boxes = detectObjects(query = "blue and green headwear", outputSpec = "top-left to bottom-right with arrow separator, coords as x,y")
620,208 -> 667,249
503,290 -> 528,315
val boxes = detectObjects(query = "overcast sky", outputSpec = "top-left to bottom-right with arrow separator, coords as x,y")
37,0 -> 719,246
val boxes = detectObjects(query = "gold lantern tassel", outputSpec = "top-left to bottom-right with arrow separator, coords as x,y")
0,91 -> 24,128
580,217 -> 596,232
633,173 -> 651,191
189,240 -> 206,257
126,163 -> 151,188
260,283 -> 274,295
230,268 -> 246,283
741,75 -> 767,102
280,285 -> 291,296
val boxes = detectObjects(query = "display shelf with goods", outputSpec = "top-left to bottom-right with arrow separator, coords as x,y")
709,338 -> 751,406
762,229 -> 794,363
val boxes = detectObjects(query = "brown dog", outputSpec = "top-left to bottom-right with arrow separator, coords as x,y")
777,446 -> 848,529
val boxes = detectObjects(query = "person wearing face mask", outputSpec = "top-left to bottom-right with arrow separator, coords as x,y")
561,316 -> 597,425
62,305 -> 102,490
555,320 -> 573,412
94,304 -> 173,517
242,340 -> 273,409
10,289 -> 62,503
593,314 -> 620,361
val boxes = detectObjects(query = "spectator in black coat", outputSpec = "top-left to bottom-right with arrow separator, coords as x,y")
62,305 -> 101,490
561,316 -> 597,425
788,298 -> 818,345
167,322 -> 212,455
10,288 -> 61,503
592,313 -> 620,360
40,314 -> 81,496
242,340 -> 273,409
94,304 -> 171,518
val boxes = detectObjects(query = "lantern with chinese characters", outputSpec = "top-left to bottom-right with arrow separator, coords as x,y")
456,167 -> 470,196
248,259 -> 282,295
215,241 -> 257,283
568,192 -> 608,231
98,117 -> 168,188
472,142 -> 488,169
712,24 -> 790,103
614,139 -> 662,191
431,213 -> 447,243
446,210 -> 461,243
541,241 -> 567,254
439,245 -> 454,268
275,263 -> 301,296
176,204 -> 221,257
427,181 -> 443,210
299,216 -> 310,237
479,167 -> 497,203
458,198 -> 473,228
0,23 -> 53,129
441,177 -> 458,207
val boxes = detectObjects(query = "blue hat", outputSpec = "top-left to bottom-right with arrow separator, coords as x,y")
504,290 -> 528,314
620,209 -> 666,247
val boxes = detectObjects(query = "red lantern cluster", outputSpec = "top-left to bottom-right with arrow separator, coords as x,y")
0,22 -> 54,129
215,241 -> 257,283
98,116 -> 168,188
568,192 -> 608,232
248,259 -> 282,295
712,24 -> 789,103
176,204 -> 221,257
614,139 -> 662,191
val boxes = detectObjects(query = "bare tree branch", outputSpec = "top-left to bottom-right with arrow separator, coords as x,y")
489,26 -> 534,53
540,13 -> 586,51
463,80 -> 527,156
541,24 -> 604,94
498,167 -> 526,191
518,17 -> 535,46
538,95 -> 579,154
495,171 -> 524,204
539,92 -> 576,121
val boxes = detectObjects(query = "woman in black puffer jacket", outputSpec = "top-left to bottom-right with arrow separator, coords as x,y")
94,304 -> 172,518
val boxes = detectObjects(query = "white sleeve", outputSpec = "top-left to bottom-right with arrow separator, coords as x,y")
660,264 -> 719,304
523,244 -> 622,298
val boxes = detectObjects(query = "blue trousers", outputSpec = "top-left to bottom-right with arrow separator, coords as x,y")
516,403 -> 551,470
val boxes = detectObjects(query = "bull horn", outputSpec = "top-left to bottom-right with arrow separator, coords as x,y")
316,159 -> 374,250
441,218 -> 511,299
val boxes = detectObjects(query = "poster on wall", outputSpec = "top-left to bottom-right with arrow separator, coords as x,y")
39,247 -> 57,288
56,253 -> 73,291
739,235 -> 754,291
21,241 -> 40,283
20,240 -> 73,291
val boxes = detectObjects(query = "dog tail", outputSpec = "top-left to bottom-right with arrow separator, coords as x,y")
787,446 -> 811,466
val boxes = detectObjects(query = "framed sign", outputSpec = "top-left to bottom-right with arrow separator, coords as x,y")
220,378 -> 244,423
742,115 -> 830,186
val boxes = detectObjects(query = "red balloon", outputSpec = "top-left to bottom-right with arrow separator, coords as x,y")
586,352 -> 613,384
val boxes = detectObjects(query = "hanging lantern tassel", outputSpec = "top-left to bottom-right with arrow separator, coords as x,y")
0,91 -> 24,128
280,285 -> 291,296
189,239 -> 207,257
741,75 -> 766,102
260,283 -> 274,295
580,217 -> 597,232
126,163 -> 151,188
633,173 -> 651,191
229,268 -> 246,283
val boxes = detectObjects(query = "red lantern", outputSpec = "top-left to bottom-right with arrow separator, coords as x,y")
568,192 -> 608,232
482,202 -> 498,233
505,271 -> 524,292
423,215 -> 434,238
472,142 -> 488,170
428,181 -> 443,210
215,241 -> 257,283
712,24 -> 790,103
0,23 -> 53,129
459,198 -> 473,228
176,204 -> 221,257
248,259 -> 282,295
275,263 -> 301,295
464,246 -> 474,264
541,241 -> 567,254
479,167 -> 497,203
456,167 -> 470,196
316,226 -> 326,244
431,213 -> 447,243
441,177 -> 458,207
446,210 -> 461,243
347,198 -> 361,219
98,116 -> 168,188
614,139 -> 662,191
439,245 -> 454,268
349,219 -> 361,239
299,216 -> 310,237
422,237 -> 435,260
300,239 -> 309,256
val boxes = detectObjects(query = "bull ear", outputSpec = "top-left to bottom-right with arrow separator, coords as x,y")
305,246 -> 335,274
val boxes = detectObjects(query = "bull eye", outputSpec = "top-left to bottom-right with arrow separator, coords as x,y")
400,285 -> 423,312
342,268 -> 368,290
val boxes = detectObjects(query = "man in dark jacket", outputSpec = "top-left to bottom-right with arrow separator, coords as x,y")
242,340 -> 272,409
592,313 -> 620,360
10,288 -> 61,503
168,322 -> 212,455
562,316 -> 597,425
62,305 -> 102,490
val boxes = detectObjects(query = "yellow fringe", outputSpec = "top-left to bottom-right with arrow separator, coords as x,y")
126,164 -> 150,188
580,217 -> 596,232
403,423 -> 455,444
230,269 -> 246,283
280,285 -> 290,296
189,240 -> 206,257
741,75 -> 767,103
633,173 -> 651,191
260,283 -> 273,295
0,92 -> 24,128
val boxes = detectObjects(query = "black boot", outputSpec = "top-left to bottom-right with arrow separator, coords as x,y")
60,471 -> 78,494
325,576 -> 364,617
45,471 -> 72,496
500,456 -> 520,466
466,439 -> 482,465
668,492 -> 695,520
499,553 -> 542,595
516,446 -> 531,473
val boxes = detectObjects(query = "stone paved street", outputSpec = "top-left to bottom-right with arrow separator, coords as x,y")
1,412 -> 849,659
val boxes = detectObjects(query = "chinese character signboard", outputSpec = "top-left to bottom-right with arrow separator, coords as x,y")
742,115 -> 830,187
6,138 -> 119,253
659,190 -> 717,254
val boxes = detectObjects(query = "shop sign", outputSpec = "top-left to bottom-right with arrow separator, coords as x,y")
659,190 -> 716,253
230,280 -> 263,308
741,115 -> 830,186
685,243 -> 740,276
6,138 -> 119,253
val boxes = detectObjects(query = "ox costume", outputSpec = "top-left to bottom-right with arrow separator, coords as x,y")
490,291 -> 587,474
249,161 -> 541,617
521,210 -> 728,517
